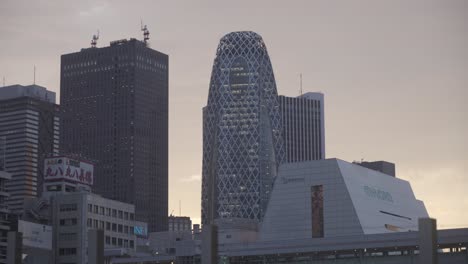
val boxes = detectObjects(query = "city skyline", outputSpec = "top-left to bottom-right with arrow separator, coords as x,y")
0,0 -> 467,228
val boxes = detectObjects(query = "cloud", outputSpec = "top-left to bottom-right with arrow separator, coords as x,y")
79,2 -> 109,17
179,174 -> 201,183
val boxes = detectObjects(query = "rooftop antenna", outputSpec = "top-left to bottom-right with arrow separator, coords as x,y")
91,30 -> 100,48
299,73 -> 303,95
141,20 -> 150,45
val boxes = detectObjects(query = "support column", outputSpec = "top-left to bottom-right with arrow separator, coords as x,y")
418,218 -> 438,264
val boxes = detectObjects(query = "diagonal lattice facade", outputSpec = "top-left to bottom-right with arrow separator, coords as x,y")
202,31 -> 284,225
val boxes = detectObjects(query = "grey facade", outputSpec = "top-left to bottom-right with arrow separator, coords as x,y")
60,38 -> 168,232
0,84 -> 59,213
168,215 -> 192,232
279,92 -> 325,162
52,192 -> 136,263
202,31 -> 284,225
355,160 -> 396,177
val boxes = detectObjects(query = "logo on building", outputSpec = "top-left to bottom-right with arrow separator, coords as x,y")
363,186 -> 393,203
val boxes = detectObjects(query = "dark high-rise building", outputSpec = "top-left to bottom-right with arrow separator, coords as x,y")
279,92 -> 325,162
0,85 -> 59,214
60,38 -> 168,232
0,137 -> 11,264
202,31 -> 284,225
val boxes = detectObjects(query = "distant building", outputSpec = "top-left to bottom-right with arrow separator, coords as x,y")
202,31 -> 284,225
279,92 -> 325,162
0,84 -> 59,214
60,38 -> 169,232
354,160 -> 396,177
0,137 -> 11,264
168,215 -> 192,232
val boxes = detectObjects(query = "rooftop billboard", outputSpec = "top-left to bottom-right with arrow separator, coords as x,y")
44,157 -> 94,186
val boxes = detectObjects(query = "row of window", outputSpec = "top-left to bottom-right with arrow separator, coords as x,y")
105,236 -> 134,248
87,203 -> 134,220
87,218 -> 134,235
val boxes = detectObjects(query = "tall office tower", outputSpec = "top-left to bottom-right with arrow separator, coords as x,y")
60,38 -> 168,232
0,137 -> 11,264
0,85 -> 59,213
279,92 -> 325,162
202,31 -> 284,225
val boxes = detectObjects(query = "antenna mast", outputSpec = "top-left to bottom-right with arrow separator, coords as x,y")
141,21 -> 150,45
300,73 -> 303,95
91,30 -> 100,48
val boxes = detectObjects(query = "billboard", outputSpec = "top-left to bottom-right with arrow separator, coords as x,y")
134,221 -> 148,237
44,157 -> 94,185
18,220 -> 52,250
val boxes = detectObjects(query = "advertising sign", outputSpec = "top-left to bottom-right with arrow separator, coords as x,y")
18,220 -> 52,250
44,157 -> 94,185
134,221 -> 148,237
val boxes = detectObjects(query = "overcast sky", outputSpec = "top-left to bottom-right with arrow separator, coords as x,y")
1,0 -> 467,227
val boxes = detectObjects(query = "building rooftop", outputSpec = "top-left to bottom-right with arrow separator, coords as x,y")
0,84 -> 56,103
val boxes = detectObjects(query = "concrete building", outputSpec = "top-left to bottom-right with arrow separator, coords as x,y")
354,160 -> 396,177
60,38 -> 169,232
51,191 -> 137,263
0,84 -> 59,213
202,31 -> 284,225
279,92 -> 325,162
0,137 -> 11,264
168,215 -> 192,232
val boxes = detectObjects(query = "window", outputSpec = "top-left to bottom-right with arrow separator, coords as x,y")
124,212 -> 129,220
59,233 -> 77,241
105,236 -> 110,245
112,237 -> 117,245
311,185 -> 324,238
118,238 -> 123,246
94,219 -> 98,228
129,226 -> 134,234
129,213 -> 134,220
106,208 -> 111,216
99,220 -> 105,229
59,248 -> 77,256
100,206 -> 105,215
47,185 -> 62,191
106,222 -> 111,231
94,205 -> 99,214
60,204 -> 77,212
60,218 -> 78,226
112,223 -> 117,232
129,240 -> 134,248
87,218 -> 92,227
118,224 -> 123,233
118,210 -> 123,219
112,209 -> 117,217
88,204 -> 92,212
124,225 -> 129,234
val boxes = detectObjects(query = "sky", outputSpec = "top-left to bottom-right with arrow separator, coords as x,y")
0,0 -> 467,228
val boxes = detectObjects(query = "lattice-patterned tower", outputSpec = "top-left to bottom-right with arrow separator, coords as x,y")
202,31 -> 284,225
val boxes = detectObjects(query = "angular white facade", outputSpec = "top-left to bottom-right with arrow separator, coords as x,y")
259,159 -> 428,241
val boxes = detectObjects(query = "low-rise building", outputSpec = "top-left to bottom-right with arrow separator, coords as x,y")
169,215 -> 192,232
51,191 -> 137,263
